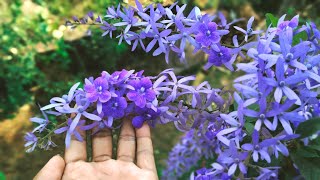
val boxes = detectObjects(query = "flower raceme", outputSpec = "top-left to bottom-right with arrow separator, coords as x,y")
66,1 -> 242,70
26,69 -> 227,149
162,11 -> 320,180
25,1 -> 320,179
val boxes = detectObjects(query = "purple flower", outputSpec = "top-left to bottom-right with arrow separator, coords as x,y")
41,138 -> 57,150
24,132 -> 38,152
41,82 -> 80,111
84,77 -> 113,113
271,14 -> 299,34
132,107 -> 161,128
204,46 -> 232,70
153,41 -> 181,63
194,168 -> 214,180
87,11 -> 94,21
101,21 -> 116,38
310,22 -> 320,39
234,16 -> 262,41
163,130 -> 215,179
136,4 -> 163,33
107,69 -> 134,85
127,31 -> 147,51
30,110 -> 49,133
145,28 -> 172,53
161,4 -> 187,28
160,71 -> 195,103
114,7 -> 138,33
84,77 -> 111,103
54,118 -> 86,148
269,135 -> 293,158
218,12 -> 243,30
241,130 -> 277,163
218,142 -> 248,176
269,100 -> 297,134
243,95 -> 280,131
105,5 -> 121,19
167,20 -> 196,51
62,100 -> 101,136
263,59 -> 308,105
127,77 -> 156,108
256,167 -> 279,180
103,97 -> 127,119
217,110 -> 244,146
259,31 -> 309,70
195,22 -> 221,47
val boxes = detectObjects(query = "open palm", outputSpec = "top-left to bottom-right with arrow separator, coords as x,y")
34,120 -> 158,180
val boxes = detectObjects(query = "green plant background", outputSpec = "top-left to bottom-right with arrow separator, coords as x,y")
0,0 -> 320,179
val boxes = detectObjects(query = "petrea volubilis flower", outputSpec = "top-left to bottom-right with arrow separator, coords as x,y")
24,132 -> 38,153
66,2 -> 236,70
127,77 -> 156,108
27,68 -> 228,151
234,16 -> 262,41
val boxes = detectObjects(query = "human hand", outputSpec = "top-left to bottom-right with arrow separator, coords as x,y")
34,119 -> 158,180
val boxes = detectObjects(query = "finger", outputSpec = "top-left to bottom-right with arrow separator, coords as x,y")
34,155 -> 65,180
117,118 -> 136,162
136,122 -> 156,173
64,128 -> 87,163
92,128 -> 113,162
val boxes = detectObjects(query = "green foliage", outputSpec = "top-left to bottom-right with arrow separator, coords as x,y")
290,141 -> 320,180
244,122 -> 254,135
293,31 -> 308,45
0,172 -> 5,180
296,118 -> 320,138
0,0 -> 128,119
265,13 -> 278,27
0,0 -> 65,118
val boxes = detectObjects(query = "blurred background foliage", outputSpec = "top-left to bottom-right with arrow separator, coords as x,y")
0,0 -> 320,179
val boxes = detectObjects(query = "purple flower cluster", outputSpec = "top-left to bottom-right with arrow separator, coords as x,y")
163,12 -> 320,180
25,69 -> 228,149
67,1 -> 245,70
162,129 -> 215,179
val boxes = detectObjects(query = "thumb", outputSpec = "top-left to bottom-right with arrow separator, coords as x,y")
34,155 -> 65,180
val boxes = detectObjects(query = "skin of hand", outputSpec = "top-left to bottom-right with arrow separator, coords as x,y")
34,119 -> 158,180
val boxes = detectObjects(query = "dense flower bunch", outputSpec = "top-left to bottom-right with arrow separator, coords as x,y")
25,69 -> 228,150
162,128 -> 217,179
66,0 -> 243,70
26,1 -> 320,179
162,13 -> 320,179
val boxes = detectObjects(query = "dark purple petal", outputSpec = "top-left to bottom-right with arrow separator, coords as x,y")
132,116 -> 145,128
99,91 -> 112,102
127,91 -> 138,101
86,92 -> 99,102
135,95 -> 146,108
141,77 -> 153,89
145,89 -> 156,101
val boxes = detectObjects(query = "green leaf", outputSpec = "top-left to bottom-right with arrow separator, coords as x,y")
295,147 -> 320,158
245,122 -> 254,135
296,118 -> 320,138
0,172 -> 5,180
265,13 -> 278,27
287,8 -> 295,15
293,31 -> 308,45
291,150 -> 320,180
